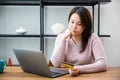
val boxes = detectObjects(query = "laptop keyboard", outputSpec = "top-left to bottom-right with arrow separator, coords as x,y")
49,67 -> 69,77
51,71 -> 61,75
50,67 -> 68,73
50,68 -> 61,72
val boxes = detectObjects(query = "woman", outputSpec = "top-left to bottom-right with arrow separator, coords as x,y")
50,6 -> 107,76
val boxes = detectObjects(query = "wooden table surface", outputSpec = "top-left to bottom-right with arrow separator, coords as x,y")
0,66 -> 120,80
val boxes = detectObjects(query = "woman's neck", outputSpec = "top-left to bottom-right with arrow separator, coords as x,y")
72,35 -> 82,44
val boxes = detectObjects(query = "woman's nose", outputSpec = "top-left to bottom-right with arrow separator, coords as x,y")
72,24 -> 77,29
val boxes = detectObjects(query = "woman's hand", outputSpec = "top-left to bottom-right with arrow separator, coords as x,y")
62,29 -> 72,40
69,66 -> 80,76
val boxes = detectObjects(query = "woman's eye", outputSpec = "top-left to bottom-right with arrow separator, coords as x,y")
71,21 -> 74,24
78,23 -> 82,26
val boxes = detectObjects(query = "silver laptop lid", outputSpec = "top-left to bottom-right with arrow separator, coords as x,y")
13,49 -> 52,77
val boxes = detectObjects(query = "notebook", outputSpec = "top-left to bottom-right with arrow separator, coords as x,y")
13,49 -> 69,78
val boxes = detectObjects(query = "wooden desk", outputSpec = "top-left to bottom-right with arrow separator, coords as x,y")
0,66 -> 120,80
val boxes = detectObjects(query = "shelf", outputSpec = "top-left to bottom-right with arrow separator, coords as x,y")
42,0 -> 96,6
0,34 -> 111,38
0,0 -> 40,5
43,34 -> 111,37
42,35 -> 57,37
0,34 -> 40,37
0,34 -> 57,37
42,0 -> 111,6
99,34 -> 111,37
0,0 -> 111,6
0,0 -> 112,53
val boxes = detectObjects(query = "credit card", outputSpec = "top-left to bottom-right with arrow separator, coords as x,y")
61,62 -> 74,68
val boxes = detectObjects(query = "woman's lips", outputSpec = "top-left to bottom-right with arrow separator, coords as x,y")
71,30 -> 77,32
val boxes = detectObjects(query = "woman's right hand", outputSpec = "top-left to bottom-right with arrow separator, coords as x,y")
69,66 -> 80,76
62,29 -> 72,40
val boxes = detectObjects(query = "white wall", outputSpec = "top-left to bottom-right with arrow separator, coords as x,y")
99,0 -> 120,67
0,0 -> 120,67
0,6 -> 40,64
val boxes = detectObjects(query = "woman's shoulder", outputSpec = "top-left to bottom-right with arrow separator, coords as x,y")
89,33 -> 100,43
91,33 -> 98,37
90,33 -> 99,39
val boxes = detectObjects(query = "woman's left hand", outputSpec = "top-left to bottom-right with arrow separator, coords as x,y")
69,66 -> 80,76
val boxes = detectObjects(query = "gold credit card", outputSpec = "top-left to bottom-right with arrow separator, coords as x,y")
61,62 -> 74,68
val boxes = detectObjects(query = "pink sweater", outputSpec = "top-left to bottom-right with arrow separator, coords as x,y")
51,33 -> 108,73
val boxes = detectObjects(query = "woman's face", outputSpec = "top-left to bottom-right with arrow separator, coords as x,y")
68,13 -> 85,36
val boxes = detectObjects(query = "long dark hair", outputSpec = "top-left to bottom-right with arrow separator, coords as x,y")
68,6 -> 92,53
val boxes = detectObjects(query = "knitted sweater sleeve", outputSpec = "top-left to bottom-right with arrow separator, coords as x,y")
78,34 -> 108,73
51,34 -> 66,67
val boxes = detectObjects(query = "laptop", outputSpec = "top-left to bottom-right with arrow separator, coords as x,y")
13,49 -> 69,78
